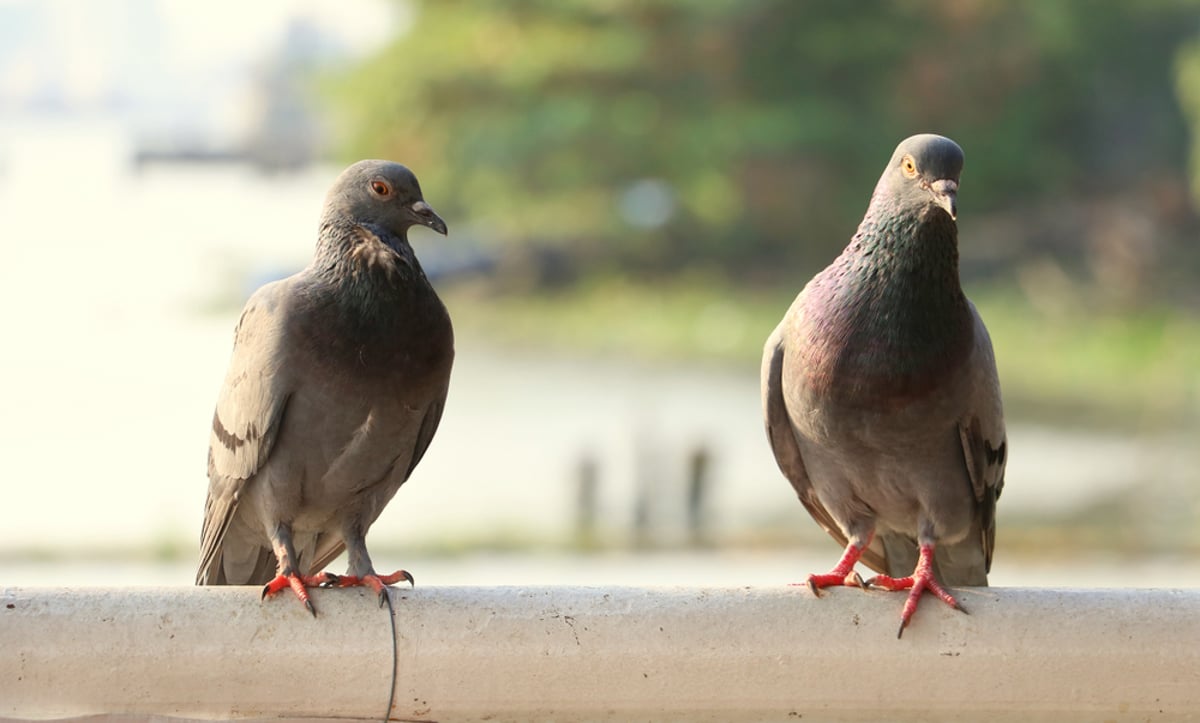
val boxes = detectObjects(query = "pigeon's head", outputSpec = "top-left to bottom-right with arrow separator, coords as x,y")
326,160 -> 448,237
876,134 -> 964,222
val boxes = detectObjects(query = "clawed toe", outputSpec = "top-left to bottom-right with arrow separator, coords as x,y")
375,569 -> 415,587
317,569 -> 415,606
257,568 -> 414,614
314,573 -> 342,588
260,572 -> 319,616
863,545 -> 966,638
801,569 -> 866,597
863,574 -> 906,591
793,540 -> 872,598
361,572 -> 409,607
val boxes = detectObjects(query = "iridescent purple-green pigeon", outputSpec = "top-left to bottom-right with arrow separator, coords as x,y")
196,160 -> 454,615
761,134 -> 1007,637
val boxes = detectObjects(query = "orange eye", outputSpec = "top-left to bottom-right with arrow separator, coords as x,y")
370,180 -> 391,196
901,156 -> 918,178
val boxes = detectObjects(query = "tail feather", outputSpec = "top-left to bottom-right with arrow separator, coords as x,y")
197,542 -> 277,586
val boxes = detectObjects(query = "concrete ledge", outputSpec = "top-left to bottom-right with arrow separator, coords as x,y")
2,586 -> 1198,721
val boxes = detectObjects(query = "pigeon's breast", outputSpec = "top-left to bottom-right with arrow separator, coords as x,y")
263,369 -> 443,530
785,293 -> 976,450
290,282 -> 454,383
300,397 -> 427,506
805,328 -> 971,408
793,273 -> 975,412
783,323 -> 982,539
259,282 -> 453,528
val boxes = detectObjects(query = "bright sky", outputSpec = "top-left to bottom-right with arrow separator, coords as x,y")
0,0 -> 405,125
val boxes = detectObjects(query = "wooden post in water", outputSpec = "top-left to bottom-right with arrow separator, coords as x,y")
686,443 -> 712,547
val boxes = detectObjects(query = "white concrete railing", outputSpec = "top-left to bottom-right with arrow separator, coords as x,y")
2,585 -> 1198,722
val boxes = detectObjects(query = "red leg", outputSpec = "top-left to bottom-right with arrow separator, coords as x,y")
793,536 -> 871,596
260,571 -> 335,617
260,525 -> 334,616
865,543 -> 965,638
322,570 -> 415,607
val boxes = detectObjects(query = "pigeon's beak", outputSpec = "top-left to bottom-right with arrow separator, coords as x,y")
930,179 -> 958,221
411,200 -> 448,236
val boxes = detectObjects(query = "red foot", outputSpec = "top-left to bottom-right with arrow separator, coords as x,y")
320,570 -> 414,607
261,572 -> 335,616
799,570 -> 865,594
865,543 -> 966,638
791,537 -> 870,597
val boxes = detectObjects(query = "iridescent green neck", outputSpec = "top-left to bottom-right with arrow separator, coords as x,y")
800,205 -> 973,404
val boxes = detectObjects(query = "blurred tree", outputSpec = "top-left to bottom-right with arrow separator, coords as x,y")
329,0 -> 1200,291
1178,36 -> 1200,205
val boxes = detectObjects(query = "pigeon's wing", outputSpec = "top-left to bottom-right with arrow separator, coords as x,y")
956,303 -> 1007,574
405,393 -> 448,480
196,281 -> 295,585
762,317 -> 889,574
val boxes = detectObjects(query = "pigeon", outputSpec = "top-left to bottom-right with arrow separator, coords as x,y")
761,134 -> 1006,637
196,160 -> 454,615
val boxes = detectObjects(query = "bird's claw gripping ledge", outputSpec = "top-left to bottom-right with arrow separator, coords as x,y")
307,570 -> 415,606
800,569 -> 866,597
260,572 -> 321,617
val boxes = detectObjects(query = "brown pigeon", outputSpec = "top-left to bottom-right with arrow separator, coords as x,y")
196,160 -> 454,614
761,134 -> 1006,637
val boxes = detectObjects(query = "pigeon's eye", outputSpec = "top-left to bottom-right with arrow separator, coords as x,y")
901,156 -> 918,178
369,180 -> 392,197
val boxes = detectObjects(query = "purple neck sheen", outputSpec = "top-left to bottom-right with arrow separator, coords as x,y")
801,201 -> 973,405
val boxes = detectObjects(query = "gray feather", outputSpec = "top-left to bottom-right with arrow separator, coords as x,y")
196,160 -> 454,587
761,134 -> 1006,587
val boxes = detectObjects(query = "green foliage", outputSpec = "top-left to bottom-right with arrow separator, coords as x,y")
1178,38 -> 1200,203
447,272 -> 789,364
444,278 -> 1200,428
329,0 -> 1200,282
971,286 -> 1200,425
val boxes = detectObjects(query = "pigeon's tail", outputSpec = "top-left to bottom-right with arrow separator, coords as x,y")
880,533 -> 988,587
196,544 -> 277,586
196,529 -> 340,585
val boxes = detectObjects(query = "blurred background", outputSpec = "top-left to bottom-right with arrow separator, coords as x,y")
1,0 -> 1197,588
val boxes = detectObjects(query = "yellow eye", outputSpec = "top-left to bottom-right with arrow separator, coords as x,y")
901,156 -> 918,178
370,180 -> 391,197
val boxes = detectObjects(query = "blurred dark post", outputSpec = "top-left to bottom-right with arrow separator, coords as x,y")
575,453 -> 598,548
632,476 -> 652,550
686,444 -> 712,547
632,433 -> 657,550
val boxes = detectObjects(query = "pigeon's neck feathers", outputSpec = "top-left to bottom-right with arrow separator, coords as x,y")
306,213 -> 433,324
801,197 -> 972,403
852,187 -> 959,271
288,213 -> 450,377
313,212 -> 422,280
